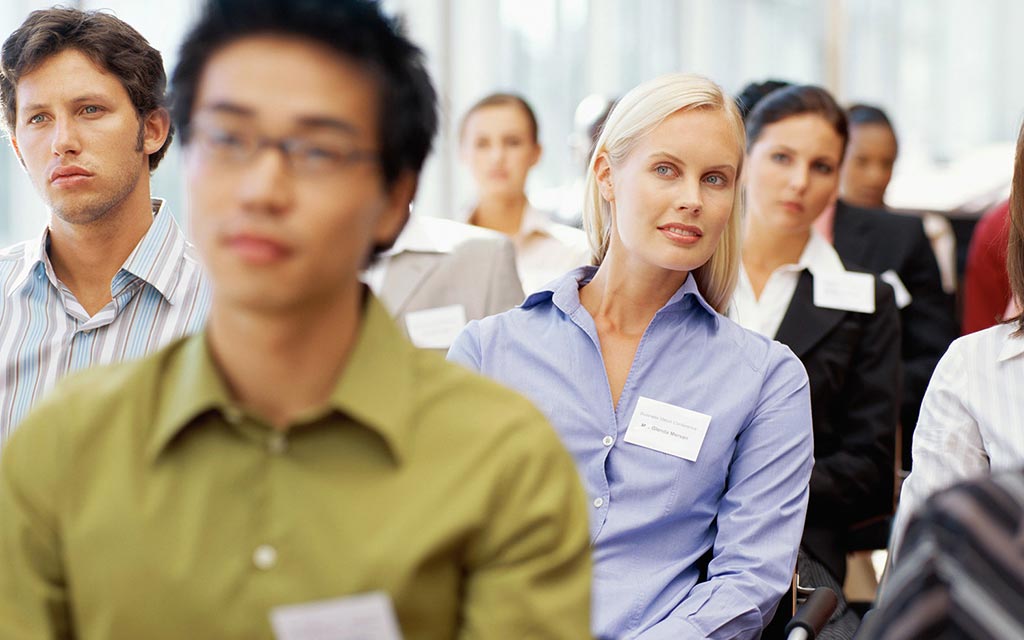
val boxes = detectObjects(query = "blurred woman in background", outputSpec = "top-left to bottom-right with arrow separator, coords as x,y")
460,93 -> 590,292
839,104 -> 957,294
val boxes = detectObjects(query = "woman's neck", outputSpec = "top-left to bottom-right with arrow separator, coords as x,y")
580,243 -> 689,336
742,212 -> 811,274
471,193 -> 528,236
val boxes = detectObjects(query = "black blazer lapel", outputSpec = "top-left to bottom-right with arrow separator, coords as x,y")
774,271 -> 847,359
832,200 -> 867,265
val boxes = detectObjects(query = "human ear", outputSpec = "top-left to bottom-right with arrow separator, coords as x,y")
594,152 -> 614,202
142,108 -> 171,156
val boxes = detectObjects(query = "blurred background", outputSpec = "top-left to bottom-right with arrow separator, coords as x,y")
1,0 -> 1021,248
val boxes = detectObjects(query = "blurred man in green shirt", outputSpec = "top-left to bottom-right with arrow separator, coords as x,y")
0,1 -> 592,638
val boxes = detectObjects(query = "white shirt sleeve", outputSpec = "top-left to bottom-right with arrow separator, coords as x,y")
888,342 -> 989,564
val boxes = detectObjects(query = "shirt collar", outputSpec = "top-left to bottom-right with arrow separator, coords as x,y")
148,292 -> 415,463
998,325 -> 1024,362
801,227 -> 847,276
10,229 -> 56,293
119,199 -> 189,304
524,265 -> 719,322
378,215 -> 457,257
9,198 -> 187,302
518,205 -> 554,239
459,203 -> 557,240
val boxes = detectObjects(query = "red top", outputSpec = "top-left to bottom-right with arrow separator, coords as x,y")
962,199 -> 1011,334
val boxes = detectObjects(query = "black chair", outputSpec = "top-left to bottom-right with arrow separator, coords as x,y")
786,584 -> 839,640
763,575 -> 840,640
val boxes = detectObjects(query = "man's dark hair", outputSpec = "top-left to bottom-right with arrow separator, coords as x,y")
744,84 -> 849,158
170,0 -> 438,190
0,7 -> 173,171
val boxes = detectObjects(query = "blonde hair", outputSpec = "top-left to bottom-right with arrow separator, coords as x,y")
582,73 -> 745,313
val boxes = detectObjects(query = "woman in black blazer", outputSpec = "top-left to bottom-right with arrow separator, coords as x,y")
729,85 -> 901,639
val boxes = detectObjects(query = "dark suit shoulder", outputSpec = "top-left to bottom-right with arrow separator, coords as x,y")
835,200 -> 927,237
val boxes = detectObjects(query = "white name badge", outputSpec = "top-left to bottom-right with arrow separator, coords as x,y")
404,304 -> 467,350
270,591 -> 404,640
813,271 -> 875,314
881,269 -> 913,309
624,396 -> 712,462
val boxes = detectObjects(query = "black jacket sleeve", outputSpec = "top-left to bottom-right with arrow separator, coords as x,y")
808,280 -> 902,524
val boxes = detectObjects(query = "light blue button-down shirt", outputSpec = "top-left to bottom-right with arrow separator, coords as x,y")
449,266 -> 813,639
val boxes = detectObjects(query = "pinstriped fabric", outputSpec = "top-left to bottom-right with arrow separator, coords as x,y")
862,470 -> 1024,639
0,199 -> 211,447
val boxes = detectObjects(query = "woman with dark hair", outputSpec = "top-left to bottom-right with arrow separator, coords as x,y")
839,104 -> 957,294
889,119 -> 1024,569
730,85 -> 902,638
460,93 -> 590,292
839,104 -> 898,209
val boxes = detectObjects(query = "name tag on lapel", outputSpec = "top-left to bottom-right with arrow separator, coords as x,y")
624,396 -> 711,462
404,304 -> 467,349
813,272 -> 875,314
270,591 -> 404,640
881,270 -> 913,309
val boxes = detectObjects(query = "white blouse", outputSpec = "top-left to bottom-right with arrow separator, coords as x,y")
890,322 -> 1024,562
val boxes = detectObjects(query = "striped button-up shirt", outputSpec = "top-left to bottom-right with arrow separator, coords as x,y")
0,199 -> 211,444
889,322 -> 1024,564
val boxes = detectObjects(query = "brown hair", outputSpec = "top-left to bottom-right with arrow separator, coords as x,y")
1008,120 -> 1024,334
459,92 -> 539,144
745,85 -> 848,159
0,8 -> 172,170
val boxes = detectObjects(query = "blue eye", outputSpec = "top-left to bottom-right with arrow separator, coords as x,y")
28,114 -> 46,125
813,162 -> 834,175
82,105 -> 103,115
705,174 -> 728,186
654,164 -> 675,177
770,152 -> 790,164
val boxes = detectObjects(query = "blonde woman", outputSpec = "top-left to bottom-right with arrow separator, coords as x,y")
449,74 -> 813,639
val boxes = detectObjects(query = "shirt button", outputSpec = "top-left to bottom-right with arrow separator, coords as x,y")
268,433 -> 288,454
602,435 -> 614,447
593,497 -> 604,508
223,407 -> 243,425
252,544 -> 277,570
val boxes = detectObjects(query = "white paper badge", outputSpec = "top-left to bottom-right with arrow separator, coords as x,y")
404,304 -> 467,349
270,591 -> 404,640
881,269 -> 913,309
623,396 -> 712,462
812,271 -> 876,314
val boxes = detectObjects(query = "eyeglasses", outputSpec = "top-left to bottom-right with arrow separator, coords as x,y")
188,120 -> 378,177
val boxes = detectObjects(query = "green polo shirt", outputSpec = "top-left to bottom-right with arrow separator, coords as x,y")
0,294 -> 591,639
